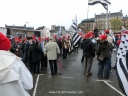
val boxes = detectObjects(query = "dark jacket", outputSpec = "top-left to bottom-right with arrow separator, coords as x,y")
82,39 -> 95,58
96,41 -> 112,59
57,40 -> 62,50
12,42 -> 23,57
28,44 -> 41,63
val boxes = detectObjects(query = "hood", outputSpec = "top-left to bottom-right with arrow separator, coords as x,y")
0,50 -> 16,82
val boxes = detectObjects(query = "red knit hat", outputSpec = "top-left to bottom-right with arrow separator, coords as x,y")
105,30 -> 109,34
53,34 -> 56,38
85,33 -> 92,38
58,37 -> 61,41
99,35 -> 107,40
0,32 -> 11,50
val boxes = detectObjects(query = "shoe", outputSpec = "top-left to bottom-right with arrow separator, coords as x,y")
86,73 -> 92,76
97,76 -> 103,79
112,66 -> 116,69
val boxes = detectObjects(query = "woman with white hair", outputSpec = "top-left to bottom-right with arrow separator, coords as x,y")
44,37 -> 60,76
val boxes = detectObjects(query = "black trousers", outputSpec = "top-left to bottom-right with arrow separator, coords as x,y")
63,49 -> 67,59
49,60 -> 57,76
33,61 -> 40,74
41,56 -> 47,69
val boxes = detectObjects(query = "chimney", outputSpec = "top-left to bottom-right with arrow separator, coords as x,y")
120,10 -> 122,13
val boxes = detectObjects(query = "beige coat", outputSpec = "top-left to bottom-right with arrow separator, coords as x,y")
44,41 -> 60,60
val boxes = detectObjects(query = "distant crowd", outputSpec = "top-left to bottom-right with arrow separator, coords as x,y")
8,29 -> 123,79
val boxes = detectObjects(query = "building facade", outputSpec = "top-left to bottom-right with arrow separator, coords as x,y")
5,24 -> 40,38
79,10 -> 124,33
50,25 -> 66,37
79,18 -> 95,33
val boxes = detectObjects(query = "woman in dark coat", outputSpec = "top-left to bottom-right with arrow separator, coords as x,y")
28,40 -> 41,75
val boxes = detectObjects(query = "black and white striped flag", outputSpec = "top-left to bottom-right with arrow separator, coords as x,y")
88,0 -> 111,10
72,32 -> 82,46
69,38 -> 73,52
71,16 -> 77,32
117,32 -> 128,96
69,16 -> 82,46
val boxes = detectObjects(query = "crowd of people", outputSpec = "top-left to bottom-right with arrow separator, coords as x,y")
0,29 -> 123,96
8,29 -> 122,78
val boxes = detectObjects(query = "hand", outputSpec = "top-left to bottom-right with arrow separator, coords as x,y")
16,49 -> 19,51
57,53 -> 60,59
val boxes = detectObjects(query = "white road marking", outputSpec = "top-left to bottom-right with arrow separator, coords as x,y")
104,81 -> 126,96
97,80 -> 126,96
33,74 -> 44,96
61,76 -> 74,79
96,80 -> 111,82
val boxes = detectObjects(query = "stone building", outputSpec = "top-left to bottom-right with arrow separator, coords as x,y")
79,10 -> 124,33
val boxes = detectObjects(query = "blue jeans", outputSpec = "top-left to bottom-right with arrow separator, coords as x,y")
98,59 -> 109,79
108,54 -> 112,71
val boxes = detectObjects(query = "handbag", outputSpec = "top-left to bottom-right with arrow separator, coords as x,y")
97,55 -> 104,61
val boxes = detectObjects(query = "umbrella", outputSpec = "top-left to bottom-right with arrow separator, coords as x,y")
58,57 -> 62,75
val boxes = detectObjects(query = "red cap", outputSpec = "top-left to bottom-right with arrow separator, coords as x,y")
85,33 -> 92,38
62,36 -> 65,39
99,35 -> 107,40
0,32 -> 11,51
32,35 -> 36,40
105,30 -> 109,34
58,37 -> 61,41
45,37 -> 49,41
53,34 -> 56,38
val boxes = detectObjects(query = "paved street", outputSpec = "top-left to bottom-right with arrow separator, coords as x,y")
29,49 -> 125,96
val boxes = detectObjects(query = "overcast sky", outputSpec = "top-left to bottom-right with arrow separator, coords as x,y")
0,0 -> 127,29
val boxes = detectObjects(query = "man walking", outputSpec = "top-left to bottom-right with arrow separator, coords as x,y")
82,33 -> 95,76
44,37 -> 60,76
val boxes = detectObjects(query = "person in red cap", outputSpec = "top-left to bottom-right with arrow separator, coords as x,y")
57,37 -> 62,56
12,37 -> 23,57
39,37 -> 48,71
0,32 -> 33,96
81,33 -> 95,76
96,34 -> 113,79
62,36 -> 68,59
44,37 -> 60,76
104,30 -> 114,72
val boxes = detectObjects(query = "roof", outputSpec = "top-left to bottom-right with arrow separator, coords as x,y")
81,18 -> 95,24
5,24 -> 34,30
50,30 -> 55,33
123,16 -> 128,20
95,12 -> 123,19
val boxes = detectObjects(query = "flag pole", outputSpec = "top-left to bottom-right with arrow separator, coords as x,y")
106,4 -> 109,30
87,3 -> 89,32
87,4 -> 89,19
75,14 -> 78,33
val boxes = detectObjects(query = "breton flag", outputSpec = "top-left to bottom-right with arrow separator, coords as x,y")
70,16 -> 82,46
109,29 -> 115,42
116,31 -> 128,96
88,0 -> 111,10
